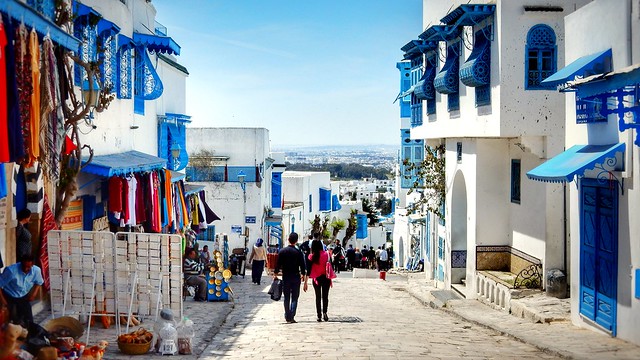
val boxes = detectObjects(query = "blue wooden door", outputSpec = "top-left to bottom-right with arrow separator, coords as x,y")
436,236 -> 445,282
580,179 -> 618,335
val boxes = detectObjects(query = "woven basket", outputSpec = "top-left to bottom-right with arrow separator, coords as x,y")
117,340 -> 151,355
43,317 -> 84,340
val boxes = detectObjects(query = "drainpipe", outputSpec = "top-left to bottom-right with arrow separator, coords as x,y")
563,182 -> 567,275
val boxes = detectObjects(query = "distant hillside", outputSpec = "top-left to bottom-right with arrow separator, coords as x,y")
285,162 -> 391,180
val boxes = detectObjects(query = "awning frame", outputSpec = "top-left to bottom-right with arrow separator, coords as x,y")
81,150 -> 166,177
542,49 -> 612,88
526,143 -> 625,193
133,32 -> 181,55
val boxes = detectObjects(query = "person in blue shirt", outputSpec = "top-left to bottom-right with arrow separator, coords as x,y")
0,254 -> 44,327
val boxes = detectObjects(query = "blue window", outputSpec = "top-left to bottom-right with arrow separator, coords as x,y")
410,57 -> 424,127
356,214 -> 368,239
511,159 -> 521,204
74,17 -> 98,87
309,194 -> 313,213
271,172 -> 282,209
319,188 -> 331,211
525,24 -> 557,90
100,34 -> 118,94
197,226 -> 216,241
400,130 -> 424,189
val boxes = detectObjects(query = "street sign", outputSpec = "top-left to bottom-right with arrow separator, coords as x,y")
245,216 -> 256,224
231,225 -> 242,233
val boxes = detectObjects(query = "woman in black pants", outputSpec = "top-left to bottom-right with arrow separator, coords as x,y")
303,240 -> 332,322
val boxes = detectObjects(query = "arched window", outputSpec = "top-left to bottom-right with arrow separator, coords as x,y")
525,24 -> 556,89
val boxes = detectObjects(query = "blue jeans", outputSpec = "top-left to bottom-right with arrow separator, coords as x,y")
282,275 -> 301,321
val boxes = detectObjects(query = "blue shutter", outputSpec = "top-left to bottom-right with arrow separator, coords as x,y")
319,188 -> 331,211
356,214 -> 368,239
309,194 -> 312,212
271,172 -> 282,209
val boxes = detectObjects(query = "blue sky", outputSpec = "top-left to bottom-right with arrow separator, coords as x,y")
153,1 -> 422,146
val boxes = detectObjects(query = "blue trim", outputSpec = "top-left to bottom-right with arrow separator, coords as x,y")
542,49 -> 612,86
434,43 -> 460,95
525,24 -> 557,90
440,4 -> 495,26
460,28 -> 491,87
526,143 -> 625,183
635,269 -> 640,299
133,32 -> 181,55
319,188 -> 331,211
331,194 -> 341,211
0,0 -> 80,51
81,150 -> 166,177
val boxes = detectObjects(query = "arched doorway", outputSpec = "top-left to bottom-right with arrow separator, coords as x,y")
451,170 -> 467,284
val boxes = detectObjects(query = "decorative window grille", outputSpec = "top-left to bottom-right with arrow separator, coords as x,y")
511,159 -> 521,204
74,21 -> 98,87
117,45 -> 133,99
134,46 -> 164,115
100,35 -> 118,93
26,0 -> 55,22
525,24 -> 557,90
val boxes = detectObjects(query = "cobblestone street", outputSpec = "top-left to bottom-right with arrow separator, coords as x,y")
199,273 -> 557,359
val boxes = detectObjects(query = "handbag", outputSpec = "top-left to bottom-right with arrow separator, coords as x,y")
268,278 -> 283,301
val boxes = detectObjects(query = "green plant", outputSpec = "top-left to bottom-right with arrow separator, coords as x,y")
330,218 -> 346,239
403,144 -> 446,218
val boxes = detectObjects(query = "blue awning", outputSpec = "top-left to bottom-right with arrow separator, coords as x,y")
97,18 -> 120,38
542,49 -> 612,86
82,150 -> 166,177
434,48 -> 459,94
419,25 -> 460,42
118,34 -> 135,50
526,143 -> 625,183
266,218 -> 282,226
441,4 -> 495,26
184,184 -> 205,196
331,194 -> 342,211
170,170 -> 185,183
573,63 -> 640,98
0,0 -> 81,51
133,32 -> 181,55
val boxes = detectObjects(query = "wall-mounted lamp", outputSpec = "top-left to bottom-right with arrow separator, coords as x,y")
170,142 -> 181,170
82,77 -> 102,110
237,170 -> 246,193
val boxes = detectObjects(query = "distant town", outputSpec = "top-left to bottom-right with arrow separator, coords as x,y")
274,144 -> 399,171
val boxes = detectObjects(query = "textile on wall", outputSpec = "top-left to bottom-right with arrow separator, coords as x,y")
60,199 -> 83,230
24,161 -> 43,214
38,194 -> 57,291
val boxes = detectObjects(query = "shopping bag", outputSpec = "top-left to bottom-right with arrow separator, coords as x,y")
268,278 -> 283,301
326,261 -> 337,280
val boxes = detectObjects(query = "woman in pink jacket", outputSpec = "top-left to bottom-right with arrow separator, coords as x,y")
303,239 -> 332,322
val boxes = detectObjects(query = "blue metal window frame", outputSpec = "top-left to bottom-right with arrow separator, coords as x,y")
117,35 -> 133,99
511,159 -> 521,204
309,194 -> 313,213
525,24 -> 557,90
74,19 -> 98,87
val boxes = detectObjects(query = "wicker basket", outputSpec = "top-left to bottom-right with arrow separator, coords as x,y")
117,340 -> 152,355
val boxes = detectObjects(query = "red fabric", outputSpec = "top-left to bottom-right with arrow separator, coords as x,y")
108,176 -> 123,213
38,195 -> 57,291
121,177 -> 129,224
135,174 -> 146,223
0,22 -> 9,162
307,251 -> 330,280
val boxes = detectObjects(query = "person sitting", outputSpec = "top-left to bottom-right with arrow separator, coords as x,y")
199,245 -> 212,265
183,248 -> 207,302
0,254 -> 43,327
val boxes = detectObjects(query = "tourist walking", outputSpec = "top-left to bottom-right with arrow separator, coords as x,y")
304,239 -> 332,322
274,233 -> 307,323
379,246 -> 388,271
248,238 -> 267,285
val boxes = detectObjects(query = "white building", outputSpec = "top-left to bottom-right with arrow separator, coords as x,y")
526,0 -> 640,345
186,128 -> 282,251
399,0 -> 592,303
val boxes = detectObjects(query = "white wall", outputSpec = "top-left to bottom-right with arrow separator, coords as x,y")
564,0 -> 640,346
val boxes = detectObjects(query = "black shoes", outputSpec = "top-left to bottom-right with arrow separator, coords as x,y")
323,313 -> 328,322
317,315 -> 322,322
286,319 -> 297,323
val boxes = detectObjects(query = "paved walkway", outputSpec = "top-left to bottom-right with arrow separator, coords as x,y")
36,270 -> 640,359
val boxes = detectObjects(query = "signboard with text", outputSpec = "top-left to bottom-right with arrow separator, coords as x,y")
231,225 -> 242,233
245,216 -> 256,224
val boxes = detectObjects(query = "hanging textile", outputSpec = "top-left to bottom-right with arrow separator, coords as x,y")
27,28 -> 40,167
196,192 -> 207,230
15,23 -> 30,165
134,173 -> 146,223
108,176 -> 123,216
38,195 -> 57,291
126,175 -> 137,226
5,17 -> 23,163
0,17 -> 9,162
120,176 -> 129,226
40,37 -> 60,182
159,170 -> 168,228
164,169 -> 173,227
199,191 -> 220,223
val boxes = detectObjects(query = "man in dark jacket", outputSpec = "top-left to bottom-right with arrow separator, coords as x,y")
345,244 -> 355,271
274,232 -> 307,323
